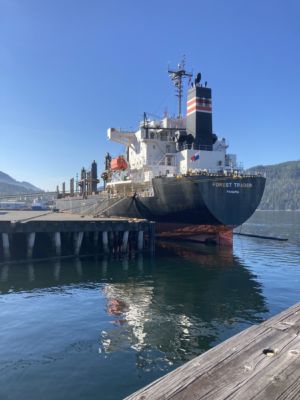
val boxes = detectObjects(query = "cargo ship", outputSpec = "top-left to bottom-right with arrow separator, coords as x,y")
57,61 -> 265,245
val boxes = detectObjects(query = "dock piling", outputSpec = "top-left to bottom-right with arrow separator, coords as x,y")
109,231 -> 114,253
149,221 -> 155,254
102,231 -> 109,254
122,258 -> 129,271
138,230 -> 144,251
54,261 -> 61,281
93,231 -> 99,248
73,232 -> 84,256
122,230 -> 129,253
102,257 -> 108,274
75,258 -> 82,276
137,253 -> 143,272
0,264 -> 9,282
28,263 -> 35,281
27,232 -> 36,259
2,233 -> 10,260
53,232 -> 62,256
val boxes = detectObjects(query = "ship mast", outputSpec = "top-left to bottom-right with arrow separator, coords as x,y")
168,57 -> 192,118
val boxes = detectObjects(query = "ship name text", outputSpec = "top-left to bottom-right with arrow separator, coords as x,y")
212,182 -> 253,188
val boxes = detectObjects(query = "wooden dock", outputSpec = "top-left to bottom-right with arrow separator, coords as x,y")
0,210 -> 155,261
126,302 -> 300,400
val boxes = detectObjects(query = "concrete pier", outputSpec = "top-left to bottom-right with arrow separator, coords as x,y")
0,211 -> 155,261
126,301 -> 300,400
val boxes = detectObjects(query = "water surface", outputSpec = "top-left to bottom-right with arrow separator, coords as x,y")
0,211 -> 299,399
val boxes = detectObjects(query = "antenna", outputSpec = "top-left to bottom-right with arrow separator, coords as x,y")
168,56 -> 192,118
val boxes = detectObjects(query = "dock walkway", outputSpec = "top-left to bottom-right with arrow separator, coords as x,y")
0,211 -> 155,260
126,301 -> 300,399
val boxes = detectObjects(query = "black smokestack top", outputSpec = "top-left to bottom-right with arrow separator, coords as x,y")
91,160 -> 97,179
70,177 -> 74,195
186,84 -> 216,149
81,167 -> 86,180
91,160 -> 98,192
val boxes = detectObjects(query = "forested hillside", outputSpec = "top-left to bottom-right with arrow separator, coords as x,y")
247,161 -> 300,210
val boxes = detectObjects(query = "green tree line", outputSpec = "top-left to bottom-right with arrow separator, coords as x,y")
247,161 -> 300,210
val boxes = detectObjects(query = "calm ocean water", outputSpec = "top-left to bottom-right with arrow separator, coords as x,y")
0,211 -> 299,400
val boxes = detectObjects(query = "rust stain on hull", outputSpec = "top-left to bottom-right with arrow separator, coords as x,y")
156,223 -> 234,246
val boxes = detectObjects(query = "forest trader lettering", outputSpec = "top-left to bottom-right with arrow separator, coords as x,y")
212,182 -> 253,188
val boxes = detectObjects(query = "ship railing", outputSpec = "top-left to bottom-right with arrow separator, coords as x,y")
179,144 -> 213,151
244,170 -> 267,178
168,170 -> 266,179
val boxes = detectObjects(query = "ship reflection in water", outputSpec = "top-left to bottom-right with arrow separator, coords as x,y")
99,241 -> 268,368
0,243 -> 268,397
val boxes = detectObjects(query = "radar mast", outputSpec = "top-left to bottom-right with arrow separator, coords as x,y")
168,57 -> 192,118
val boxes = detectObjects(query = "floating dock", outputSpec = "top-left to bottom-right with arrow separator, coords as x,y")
0,211 -> 155,261
126,301 -> 300,400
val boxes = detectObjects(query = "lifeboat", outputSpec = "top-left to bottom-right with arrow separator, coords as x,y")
110,156 -> 128,171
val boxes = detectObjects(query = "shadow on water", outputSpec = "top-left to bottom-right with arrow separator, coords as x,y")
0,241 -> 268,400
0,243 -> 268,349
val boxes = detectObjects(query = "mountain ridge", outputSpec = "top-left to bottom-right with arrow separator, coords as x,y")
0,171 -> 42,195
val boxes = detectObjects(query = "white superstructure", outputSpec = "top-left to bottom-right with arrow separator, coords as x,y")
107,115 -> 238,184
105,62 -> 240,188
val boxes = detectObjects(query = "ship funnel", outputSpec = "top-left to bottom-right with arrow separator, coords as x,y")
186,81 -> 216,148
91,160 -> 98,192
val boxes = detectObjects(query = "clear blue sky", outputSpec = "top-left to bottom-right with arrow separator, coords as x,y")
1,0 -> 299,190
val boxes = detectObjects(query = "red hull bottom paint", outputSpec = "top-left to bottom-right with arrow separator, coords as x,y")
156,223 -> 234,246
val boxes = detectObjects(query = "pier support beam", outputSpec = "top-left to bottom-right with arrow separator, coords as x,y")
102,231 -> 109,254
2,233 -> 10,260
73,232 -> 84,256
52,232 -> 62,257
138,230 -> 144,251
149,222 -> 155,254
27,232 -> 36,259
122,231 -> 129,253
93,231 -> 99,249
109,231 -> 114,253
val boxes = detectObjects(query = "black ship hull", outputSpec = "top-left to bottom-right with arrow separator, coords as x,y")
57,175 -> 265,226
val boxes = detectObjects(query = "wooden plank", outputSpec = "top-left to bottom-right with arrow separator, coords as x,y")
180,329 -> 299,400
225,349 -> 300,399
125,302 -> 300,400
